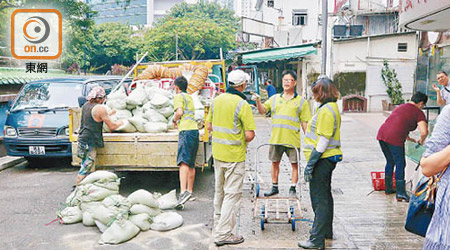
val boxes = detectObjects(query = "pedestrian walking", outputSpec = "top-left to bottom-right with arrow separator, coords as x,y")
172,76 -> 199,208
265,79 -> 277,98
432,71 -> 450,106
207,69 -> 256,247
377,92 -> 428,201
253,71 -> 311,197
420,105 -> 450,250
75,86 -> 123,185
298,77 -> 342,250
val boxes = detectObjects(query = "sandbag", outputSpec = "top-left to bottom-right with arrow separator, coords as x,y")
144,122 -> 168,133
66,186 -> 82,207
80,201 -> 103,213
142,101 -> 155,113
195,110 -> 205,121
143,109 -> 167,123
129,116 -> 147,133
127,189 -> 159,208
191,92 -> 204,110
102,195 -> 131,216
115,110 -> 132,120
126,104 -> 137,111
167,114 -> 175,130
83,212 -> 95,226
108,88 -> 127,100
91,178 -> 121,192
126,84 -> 147,106
158,189 -> 178,210
150,212 -> 183,231
129,214 -> 152,231
91,204 -> 119,226
58,206 -> 82,224
99,218 -> 140,245
129,204 -> 162,217
150,94 -> 170,108
79,184 -> 119,203
79,171 -> 118,185
95,220 -> 108,233
106,99 -> 126,110
116,119 -> 137,133
157,106 -> 174,118
132,106 -> 144,116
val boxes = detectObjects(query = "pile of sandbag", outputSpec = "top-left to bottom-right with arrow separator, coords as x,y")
104,81 -> 207,133
57,171 -> 184,245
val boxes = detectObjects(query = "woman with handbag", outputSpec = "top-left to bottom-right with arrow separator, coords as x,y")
420,105 -> 450,249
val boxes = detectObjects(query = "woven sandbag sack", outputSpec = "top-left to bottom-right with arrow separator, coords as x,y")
116,119 -> 137,133
80,171 -> 118,185
106,99 -> 127,110
91,203 -> 120,225
91,178 -> 120,192
115,110 -> 132,120
150,212 -> 183,231
132,106 -> 144,116
195,110 -> 205,121
126,104 -> 137,111
150,93 -> 170,108
129,116 -> 147,133
95,220 -> 108,233
157,106 -> 174,118
99,217 -> 140,245
80,201 -> 103,213
102,195 -> 131,216
66,186 -> 83,207
58,206 -> 82,224
79,184 -> 119,203
158,189 -> 178,210
108,87 -> 127,100
129,204 -> 162,217
126,84 -> 147,106
144,122 -> 168,133
167,114 -> 175,130
83,212 -> 96,226
191,92 -> 204,110
129,213 -> 152,231
143,109 -> 167,123
127,189 -> 159,208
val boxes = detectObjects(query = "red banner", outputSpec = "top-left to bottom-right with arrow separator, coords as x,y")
334,0 -> 349,14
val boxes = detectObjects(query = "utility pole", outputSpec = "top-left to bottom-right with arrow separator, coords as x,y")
321,0 -> 328,76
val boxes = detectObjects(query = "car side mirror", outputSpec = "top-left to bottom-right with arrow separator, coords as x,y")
78,96 -> 87,107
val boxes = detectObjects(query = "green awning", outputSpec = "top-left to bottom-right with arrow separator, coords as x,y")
241,44 -> 317,64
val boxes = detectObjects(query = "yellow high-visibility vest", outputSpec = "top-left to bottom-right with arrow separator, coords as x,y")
173,93 -> 198,131
206,93 -> 256,162
303,102 -> 342,161
263,93 -> 311,148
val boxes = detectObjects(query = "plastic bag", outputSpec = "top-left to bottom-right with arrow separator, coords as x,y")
144,122 -> 168,133
127,189 -> 160,208
158,189 -> 178,210
150,212 -> 183,231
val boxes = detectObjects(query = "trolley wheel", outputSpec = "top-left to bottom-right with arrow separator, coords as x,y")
256,183 -> 260,197
260,216 -> 265,230
290,205 -> 295,231
291,219 -> 296,231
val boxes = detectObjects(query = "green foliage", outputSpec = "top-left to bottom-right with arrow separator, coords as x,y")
381,60 -> 404,105
333,72 -> 366,97
141,1 -> 238,61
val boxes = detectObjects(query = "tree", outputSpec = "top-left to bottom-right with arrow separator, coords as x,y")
140,2 -> 239,61
381,60 -> 404,105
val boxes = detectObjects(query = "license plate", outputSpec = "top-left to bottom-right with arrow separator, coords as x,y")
29,146 -> 45,155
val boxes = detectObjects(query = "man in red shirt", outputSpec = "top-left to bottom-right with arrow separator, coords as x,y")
377,92 -> 428,202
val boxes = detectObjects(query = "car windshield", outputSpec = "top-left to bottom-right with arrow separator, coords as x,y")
11,81 -> 83,111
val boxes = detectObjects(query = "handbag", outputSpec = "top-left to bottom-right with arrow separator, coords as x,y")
404,165 -> 448,237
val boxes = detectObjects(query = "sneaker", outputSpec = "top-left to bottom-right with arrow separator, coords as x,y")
264,186 -> 279,197
177,191 -> 192,206
289,186 -> 296,197
214,234 -> 244,246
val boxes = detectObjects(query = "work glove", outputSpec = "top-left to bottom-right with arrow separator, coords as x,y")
251,92 -> 261,101
304,148 -> 323,182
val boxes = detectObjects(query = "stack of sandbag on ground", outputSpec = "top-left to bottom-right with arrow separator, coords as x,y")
58,171 -> 184,245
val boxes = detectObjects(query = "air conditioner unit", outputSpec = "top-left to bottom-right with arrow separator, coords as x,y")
333,25 -> 347,38
349,25 -> 364,37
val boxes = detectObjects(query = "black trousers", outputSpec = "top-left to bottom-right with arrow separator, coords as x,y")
309,158 -> 337,243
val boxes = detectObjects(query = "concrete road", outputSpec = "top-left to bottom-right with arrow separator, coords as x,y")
0,113 -> 425,250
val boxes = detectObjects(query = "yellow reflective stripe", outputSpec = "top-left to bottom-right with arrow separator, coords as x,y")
213,126 -> 238,134
271,95 -> 278,116
180,93 -> 196,120
213,99 -> 246,134
305,103 -> 341,147
273,114 -> 299,123
213,137 -> 242,145
272,123 -> 300,132
297,98 -> 304,117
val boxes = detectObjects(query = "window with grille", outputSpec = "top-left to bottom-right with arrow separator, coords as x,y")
292,10 -> 307,26
267,0 -> 274,7
398,43 -> 407,52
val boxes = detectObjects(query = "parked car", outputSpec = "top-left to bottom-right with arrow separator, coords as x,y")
3,76 -> 130,163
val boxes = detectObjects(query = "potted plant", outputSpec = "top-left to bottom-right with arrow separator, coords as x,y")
381,60 -> 404,111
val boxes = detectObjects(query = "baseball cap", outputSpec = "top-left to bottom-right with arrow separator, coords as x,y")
228,69 -> 250,87
87,86 -> 106,100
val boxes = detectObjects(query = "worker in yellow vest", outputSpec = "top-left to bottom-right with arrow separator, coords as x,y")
298,77 -> 343,250
253,70 -> 312,197
207,69 -> 256,247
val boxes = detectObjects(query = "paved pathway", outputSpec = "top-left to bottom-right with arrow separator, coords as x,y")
216,113 -> 424,249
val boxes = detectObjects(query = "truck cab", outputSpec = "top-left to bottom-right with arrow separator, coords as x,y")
3,76 -> 130,162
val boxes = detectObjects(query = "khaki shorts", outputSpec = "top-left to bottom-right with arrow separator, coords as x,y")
269,145 -> 300,163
